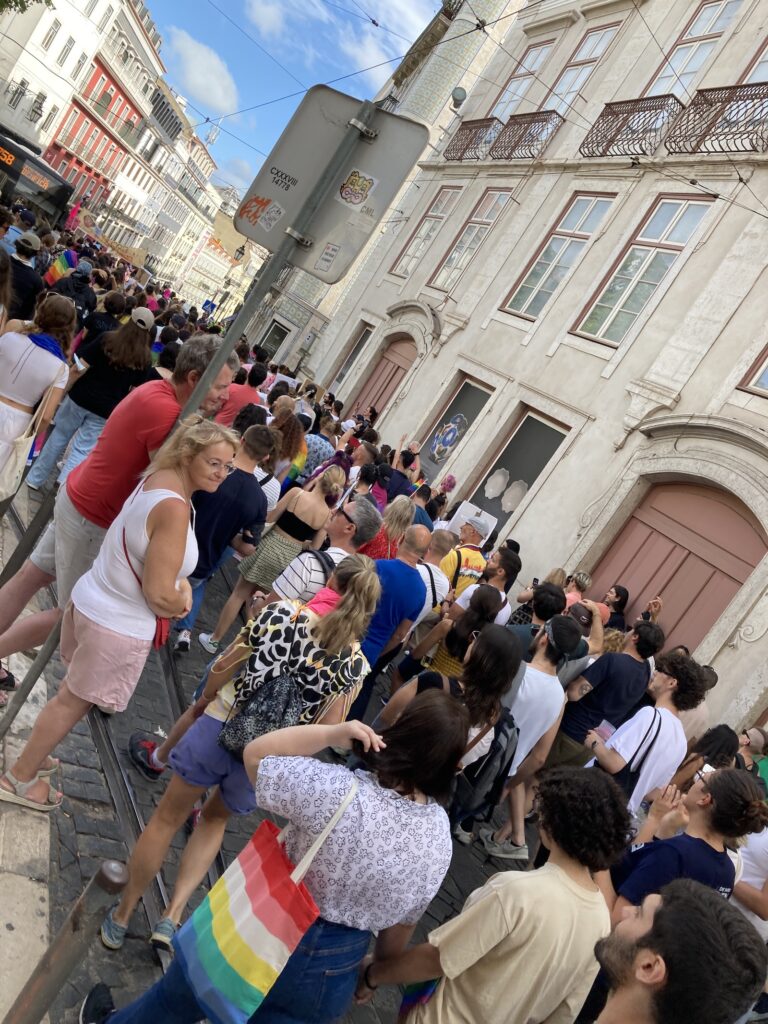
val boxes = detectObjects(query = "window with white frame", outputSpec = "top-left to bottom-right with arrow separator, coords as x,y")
57,36 -> 75,67
430,190 -> 511,291
743,352 -> 768,395
97,4 -> 113,31
646,1 -> 742,98
86,0 -> 99,16
746,40 -> 768,83
41,18 -> 61,52
391,187 -> 462,278
41,105 -> 59,132
331,325 -> 374,390
504,193 -> 614,319
546,25 -> 619,116
575,196 -> 712,345
490,41 -> 553,122
72,52 -> 87,81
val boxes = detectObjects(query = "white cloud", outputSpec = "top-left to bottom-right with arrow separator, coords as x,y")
167,27 -> 239,115
244,0 -> 285,37
217,157 -> 255,190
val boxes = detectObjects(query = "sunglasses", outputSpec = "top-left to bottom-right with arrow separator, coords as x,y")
336,507 -> 355,526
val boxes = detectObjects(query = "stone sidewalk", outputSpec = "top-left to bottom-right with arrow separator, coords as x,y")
0,495 -> 525,1023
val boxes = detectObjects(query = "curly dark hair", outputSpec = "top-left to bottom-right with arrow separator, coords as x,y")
655,652 -> 707,711
536,767 -> 632,871
271,410 -> 304,462
706,767 -> 768,838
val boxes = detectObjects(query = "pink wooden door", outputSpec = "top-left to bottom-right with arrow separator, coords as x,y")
589,483 -> 767,651
350,337 -> 417,416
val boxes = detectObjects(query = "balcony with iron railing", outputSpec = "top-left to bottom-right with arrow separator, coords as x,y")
444,109 -> 565,161
80,90 -> 144,148
580,94 -> 684,158
665,82 -> 768,154
100,36 -> 154,112
56,130 -> 123,176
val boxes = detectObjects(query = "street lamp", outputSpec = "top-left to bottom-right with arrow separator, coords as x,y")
234,244 -> 245,261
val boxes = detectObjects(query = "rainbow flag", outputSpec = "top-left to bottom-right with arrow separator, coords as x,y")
398,979 -> 441,1021
43,250 -> 78,287
280,437 -> 308,494
174,819 -> 319,1024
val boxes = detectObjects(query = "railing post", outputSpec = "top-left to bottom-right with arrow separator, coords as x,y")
0,488 -> 56,587
0,620 -> 62,743
1,861 -> 129,1024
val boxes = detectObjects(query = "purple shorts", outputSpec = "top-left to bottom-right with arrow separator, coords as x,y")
168,714 -> 257,815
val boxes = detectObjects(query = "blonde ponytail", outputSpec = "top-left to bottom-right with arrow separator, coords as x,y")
312,554 -> 381,653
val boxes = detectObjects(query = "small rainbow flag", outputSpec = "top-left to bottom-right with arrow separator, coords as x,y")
398,978 -> 442,1021
174,819 -> 319,1024
280,437 -> 308,494
43,249 -> 78,287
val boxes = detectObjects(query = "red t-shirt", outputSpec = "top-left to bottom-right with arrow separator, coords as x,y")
214,383 -> 264,428
66,379 -> 180,528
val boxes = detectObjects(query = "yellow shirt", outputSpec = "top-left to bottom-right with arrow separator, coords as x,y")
439,546 -> 487,599
413,863 -> 609,1024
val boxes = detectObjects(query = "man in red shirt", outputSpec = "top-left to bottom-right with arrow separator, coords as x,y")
0,336 -> 239,673
214,362 -> 268,428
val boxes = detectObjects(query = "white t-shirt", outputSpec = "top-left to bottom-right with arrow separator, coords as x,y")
415,562 -> 450,624
507,665 -> 565,776
255,756 -> 452,932
588,706 -> 687,817
456,583 -> 511,626
271,546 -> 348,602
0,332 -> 68,405
732,827 -> 768,941
254,466 -> 280,511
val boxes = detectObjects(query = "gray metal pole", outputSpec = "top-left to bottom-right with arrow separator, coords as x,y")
0,619 -> 61,743
178,99 -> 377,422
1,860 -> 128,1024
0,488 -> 56,588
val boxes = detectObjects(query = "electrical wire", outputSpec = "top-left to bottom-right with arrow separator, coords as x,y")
204,0 -> 308,89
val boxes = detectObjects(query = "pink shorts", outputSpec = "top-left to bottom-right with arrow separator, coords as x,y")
61,604 -> 152,713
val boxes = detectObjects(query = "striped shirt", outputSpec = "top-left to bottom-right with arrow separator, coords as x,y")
272,546 -> 349,602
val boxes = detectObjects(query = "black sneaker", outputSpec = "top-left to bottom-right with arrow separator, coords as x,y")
80,983 -> 115,1024
128,732 -> 165,781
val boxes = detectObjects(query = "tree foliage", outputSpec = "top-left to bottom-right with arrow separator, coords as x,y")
0,0 -> 53,14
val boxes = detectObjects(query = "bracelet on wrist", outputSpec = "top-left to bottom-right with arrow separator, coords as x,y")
364,962 -> 378,990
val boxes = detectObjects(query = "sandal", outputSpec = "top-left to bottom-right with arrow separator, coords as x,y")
37,758 -> 60,778
0,666 -> 17,692
0,770 -> 62,812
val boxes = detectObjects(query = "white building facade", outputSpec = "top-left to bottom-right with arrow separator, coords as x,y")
309,0 -> 768,728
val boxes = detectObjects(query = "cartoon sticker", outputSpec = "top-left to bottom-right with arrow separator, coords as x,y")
336,169 -> 378,208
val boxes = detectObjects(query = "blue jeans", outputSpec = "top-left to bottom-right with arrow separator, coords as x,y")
27,396 -> 106,488
174,547 -> 235,633
107,918 -> 371,1024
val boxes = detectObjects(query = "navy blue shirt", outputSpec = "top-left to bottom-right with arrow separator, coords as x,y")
561,652 -> 651,742
412,504 -> 434,531
191,469 -> 266,579
362,559 -> 425,666
611,833 -> 735,904
386,468 -> 414,501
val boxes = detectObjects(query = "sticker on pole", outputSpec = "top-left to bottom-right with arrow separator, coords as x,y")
234,85 -> 428,283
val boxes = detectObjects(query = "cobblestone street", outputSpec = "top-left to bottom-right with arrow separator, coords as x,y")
0,494 -> 526,1024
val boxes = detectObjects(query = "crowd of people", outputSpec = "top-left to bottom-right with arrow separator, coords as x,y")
0,199 -> 767,1024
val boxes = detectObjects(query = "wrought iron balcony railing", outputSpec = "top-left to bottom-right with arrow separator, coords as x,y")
580,94 -> 684,157
443,118 -> 503,161
665,82 -> 768,154
489,109 -> 564,160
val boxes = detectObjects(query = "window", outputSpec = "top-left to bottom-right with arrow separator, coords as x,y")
62,108 -> 77,135
41,18 -> 61,52
391,188 -> 462,278
575,196 -> 711,345
260,320 -> 291,358
331,325 -> 374,390
430,190 -> 511,290
97,4 -> 113,31
742,351 -> 768,395
504,193 -> 614,319
490,42 -> 553,122
85,0 -> 98,15
744,40 -> 768,84
7,79 -> 28,110
546,25 -> 619,116
647,1 -> 742,98
72,52 -> 87,81
57,36 -> 75,67
57,159 -> 68,174
470,413 -> 566,534
41,104 -> 59,132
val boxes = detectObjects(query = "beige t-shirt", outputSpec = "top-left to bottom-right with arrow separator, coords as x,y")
413,862 -> 610,1024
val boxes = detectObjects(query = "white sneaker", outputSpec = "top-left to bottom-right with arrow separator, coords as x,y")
452,823 -> 474,845
479,827 -> 529,861
198,632 -> 220,655
174,630 -> 191,653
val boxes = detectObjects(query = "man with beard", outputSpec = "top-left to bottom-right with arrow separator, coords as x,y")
448,545 -> 521,627
590,879 -> 766,1024
355,768 -> 630,1022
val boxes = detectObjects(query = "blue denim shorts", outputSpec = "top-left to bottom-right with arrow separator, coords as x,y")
169,713 -> 256,815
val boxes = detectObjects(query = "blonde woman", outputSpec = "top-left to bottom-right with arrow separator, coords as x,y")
200,464 -> 345,654
102,554 -> 381,952
516,566 -> 567,605
0,418 -> 238,812
358,493 -> 415,560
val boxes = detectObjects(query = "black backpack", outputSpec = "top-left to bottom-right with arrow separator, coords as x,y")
312,548 -> 337,582
450,706 -> 520,826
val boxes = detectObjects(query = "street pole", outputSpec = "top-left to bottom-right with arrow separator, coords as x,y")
178,99 -> 377,421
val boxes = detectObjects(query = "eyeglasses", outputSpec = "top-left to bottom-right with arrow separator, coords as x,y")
694,763 -> 716,786
205,458 -> 235,476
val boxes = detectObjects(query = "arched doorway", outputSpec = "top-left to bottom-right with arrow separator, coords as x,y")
589,482 -> 768,652
349,335 -> 417,417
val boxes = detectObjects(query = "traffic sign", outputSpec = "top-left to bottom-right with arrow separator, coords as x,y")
202,299 -> 217,313
235,86 -> 428,284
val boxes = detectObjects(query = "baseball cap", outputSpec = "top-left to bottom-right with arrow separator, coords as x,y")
131,306 -> 155,330
19,209 -> 36,227
17,231 -> 41,252
569,603 -> 594,635
171,313 -> 187,329
75,259 -> 93,277
465,513 -> 491,538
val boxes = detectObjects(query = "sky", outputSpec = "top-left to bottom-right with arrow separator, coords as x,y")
145,0 -> 444,195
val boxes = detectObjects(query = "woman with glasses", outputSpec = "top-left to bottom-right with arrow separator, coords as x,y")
101,554 -> 381,954
0,418 -> 238,813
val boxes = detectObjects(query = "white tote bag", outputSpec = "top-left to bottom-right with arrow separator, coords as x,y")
0,383 -> 55,502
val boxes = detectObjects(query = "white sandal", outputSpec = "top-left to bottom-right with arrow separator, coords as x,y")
0,770 -> 62,812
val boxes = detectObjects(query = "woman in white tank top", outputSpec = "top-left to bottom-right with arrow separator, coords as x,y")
0,417 -> 239,812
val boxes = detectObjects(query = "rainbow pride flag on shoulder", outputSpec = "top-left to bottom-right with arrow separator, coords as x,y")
174,819 -> 319,1024
43,249 -> 78,287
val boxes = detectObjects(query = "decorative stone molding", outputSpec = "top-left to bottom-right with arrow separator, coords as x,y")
728,590 -> 768,650
614,379 -> 680,450
384,299 -> 441,356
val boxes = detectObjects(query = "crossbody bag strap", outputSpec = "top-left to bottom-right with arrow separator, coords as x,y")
628,710 -> 663,773
464,716 -> 497,756
287,779 -> 359,882
424,563 -> 437,606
